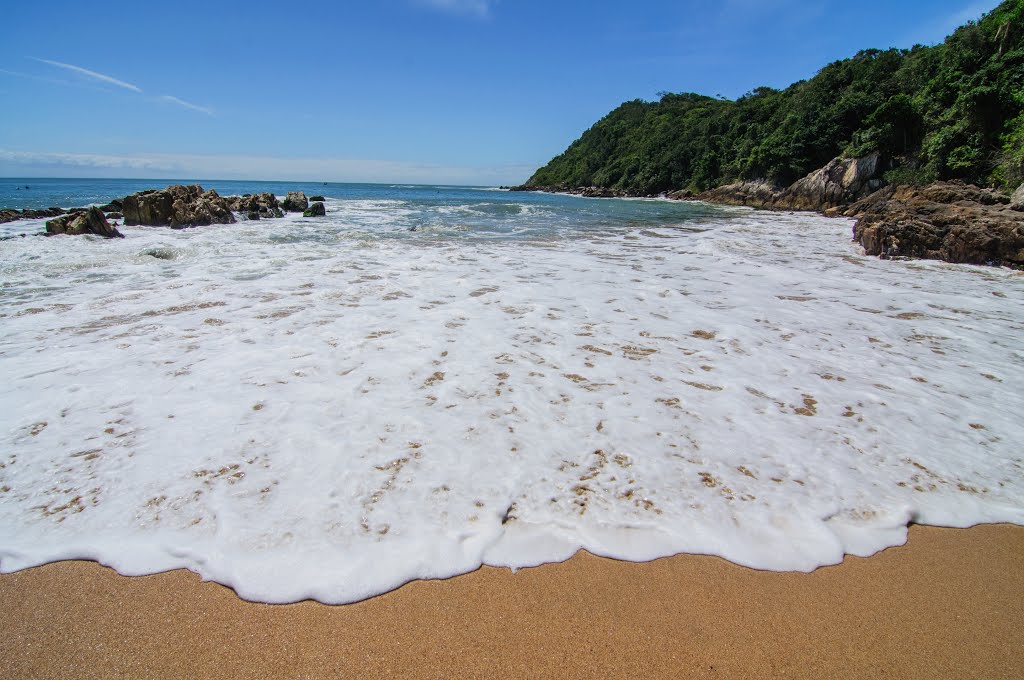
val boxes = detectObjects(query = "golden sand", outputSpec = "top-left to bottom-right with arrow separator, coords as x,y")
1,524 -> 1021,678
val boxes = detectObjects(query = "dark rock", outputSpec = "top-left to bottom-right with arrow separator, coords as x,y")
848,181 -> 1024,268
303,201 -> 326,217
309,195 -> 326,202
99,200 -> 122,212
106,211 -> 123,220
122,184 -> 235,228
226,192 -> 282,219
0,206 -> 66,225
45,206 -> 123,238
281,191 -> 309,212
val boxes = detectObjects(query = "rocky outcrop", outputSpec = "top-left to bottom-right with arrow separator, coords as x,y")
697,180 -> 786,208
848,181 -> 1023,267
226,193 -> 283,219
1012,183 -> 1024,209
122,185 -> 235,228
303,201 -> 326,217
780,153 -> 884,209
0,207 -> 66,225
309,195 -> 326,202
281,191 -> 309,212
45,206 -> 123,238
696,153 -> 884,211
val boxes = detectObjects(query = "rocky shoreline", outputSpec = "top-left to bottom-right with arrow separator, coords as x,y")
0,185 -> 328,239
512,154 -> 1024,269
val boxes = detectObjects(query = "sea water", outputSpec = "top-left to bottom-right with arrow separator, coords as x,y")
1,180 -> 1022,603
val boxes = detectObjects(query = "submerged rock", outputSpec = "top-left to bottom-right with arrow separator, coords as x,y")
45,206 -> 123,238
281,191 -> 309,212
849,181 -> 1024,268
303,201 -> 326,217
122,185 -> 235,228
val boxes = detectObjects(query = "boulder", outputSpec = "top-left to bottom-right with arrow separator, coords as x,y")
303,201 -> 326,217
1011,183 -> 1024,210
45,206 -> 123,238
99,200 -> 122,213
106,211 -> 123,220
697,154 -> 884,211
698,180 -> 786,208
665,189 -> 694,200
777,152 -> 884,210
309,195 -> 326,202
849,181 -> 1024,267
281,191 -> 309,212
226,192 -> 282,218
122,185 -> 235,228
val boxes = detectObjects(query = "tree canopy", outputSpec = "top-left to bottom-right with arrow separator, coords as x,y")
527,0 -> 1024,194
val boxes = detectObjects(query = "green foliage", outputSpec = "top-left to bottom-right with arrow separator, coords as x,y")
527,0 -> 1024,192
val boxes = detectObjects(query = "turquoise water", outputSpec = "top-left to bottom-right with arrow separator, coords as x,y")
0,177 -> 726,241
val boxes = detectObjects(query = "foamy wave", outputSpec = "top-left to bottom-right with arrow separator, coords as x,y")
0,203 -> 1021,603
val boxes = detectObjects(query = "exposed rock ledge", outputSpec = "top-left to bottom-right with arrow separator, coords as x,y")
846,182 -> 1024,268
123,185 -> 235,228
698,153 -> 884,211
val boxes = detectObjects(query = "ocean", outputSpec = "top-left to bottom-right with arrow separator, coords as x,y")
1,178 -> 1022,603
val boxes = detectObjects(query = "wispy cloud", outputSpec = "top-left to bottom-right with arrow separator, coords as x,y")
415,0 -> 498,18
158,95 -> 214,116
0,149 -> 536,185
34,58 -> 142,93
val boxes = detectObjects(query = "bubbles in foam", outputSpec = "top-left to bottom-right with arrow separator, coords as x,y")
0,191 -> 1022,603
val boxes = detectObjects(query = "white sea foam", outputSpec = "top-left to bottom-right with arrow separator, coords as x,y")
0,204 -> 1022,603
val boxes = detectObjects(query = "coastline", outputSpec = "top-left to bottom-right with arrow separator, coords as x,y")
1,523 -> 1021,678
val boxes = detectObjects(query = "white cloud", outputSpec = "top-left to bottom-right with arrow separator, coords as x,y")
0,149 -> 535,186
415,0 -> 498,18
34,58 -> 142,93
158,95 -> 214,116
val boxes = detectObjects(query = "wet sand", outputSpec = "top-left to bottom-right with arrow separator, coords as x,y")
1,524 -> 1022,678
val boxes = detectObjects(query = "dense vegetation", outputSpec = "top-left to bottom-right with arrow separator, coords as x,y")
527,0 -> 1024,194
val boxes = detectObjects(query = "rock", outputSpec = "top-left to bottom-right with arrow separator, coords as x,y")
45,206 -> 123,238
303,201 -> 326,217
665,189 -> 694,200
0,207 -> 66,225
777,152 -> 884,210
226,192 -> 282,219
281,191 -> 309,212
1011,183 -> 1024,210
106,211 -> 123,220
698,180 -> 786,208
98,200 -> 122,213
122,185 -> 235,228
697,154 -> 884,211
309,195 -> 326,202
849,181 -> 1024,267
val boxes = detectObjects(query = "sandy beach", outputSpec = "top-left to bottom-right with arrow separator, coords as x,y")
0,523 -> 1020,678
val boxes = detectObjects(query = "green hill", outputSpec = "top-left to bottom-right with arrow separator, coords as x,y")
525,0 -> 1024,195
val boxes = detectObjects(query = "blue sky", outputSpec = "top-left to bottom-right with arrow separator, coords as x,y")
0,0 -> 998,185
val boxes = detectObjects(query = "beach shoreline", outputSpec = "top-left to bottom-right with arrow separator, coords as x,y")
1,523 -> 1021,678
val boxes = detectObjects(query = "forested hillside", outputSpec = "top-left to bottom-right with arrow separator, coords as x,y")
525,0 -> 1024,195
